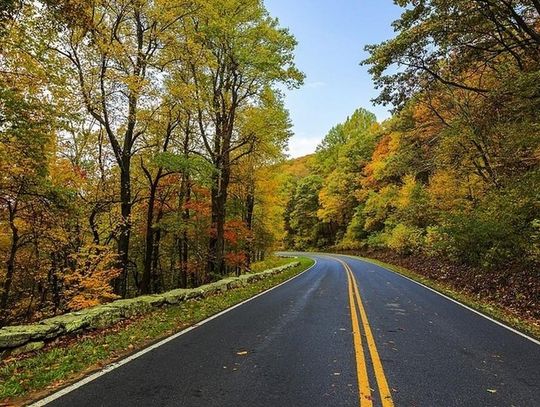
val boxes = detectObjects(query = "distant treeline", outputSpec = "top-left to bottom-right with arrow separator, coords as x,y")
282,1 -> 539,275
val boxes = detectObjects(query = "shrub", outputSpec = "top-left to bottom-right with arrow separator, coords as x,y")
439,180 -> 538,268
385,223 -> 424,255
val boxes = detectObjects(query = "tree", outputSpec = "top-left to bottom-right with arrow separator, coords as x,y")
364,0 -> 540,108
284,176 -> 326,250
176,0 -> 303,275
231,88 -> 292,269
0,8 -> 56,320
48,0 -> 194,295
316,109 -> 380,241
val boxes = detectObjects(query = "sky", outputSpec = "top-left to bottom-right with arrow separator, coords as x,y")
263,0 -> 403,157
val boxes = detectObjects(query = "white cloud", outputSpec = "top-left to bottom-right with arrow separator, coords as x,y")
286,134 -> 321,158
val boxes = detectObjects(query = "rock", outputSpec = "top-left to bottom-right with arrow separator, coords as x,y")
222,277 -> 242,289
0,323 -> 62,348
11,340 -> 45,356
82,305 -> 124,329
40,312 -> 90,333
238,274 -> 251,284
0,327 -> 32,348
104,298 -> 152,318
161,289 -> 190,305
184,289 -> 203,300
137,295 -> 166,307
199,281 -> 230,297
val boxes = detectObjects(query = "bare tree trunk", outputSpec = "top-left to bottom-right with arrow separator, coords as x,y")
178,176 -> 191,288
116,162 -> 132,297
245,185 -> 255,272
1,202 -> 19,322
152,207 -> 164,293
141,171 -> 160,294
209,172 -> 229,276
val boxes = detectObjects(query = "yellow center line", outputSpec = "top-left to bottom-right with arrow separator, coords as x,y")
346,268 -> 373,407
328,255 -> 395,407
346,262 -> 395,407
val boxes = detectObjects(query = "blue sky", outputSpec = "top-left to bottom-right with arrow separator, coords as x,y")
264,0 -> 403,157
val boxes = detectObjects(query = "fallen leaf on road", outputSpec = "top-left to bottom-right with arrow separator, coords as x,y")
487,389 -> 497,393
236,351 -> 248,356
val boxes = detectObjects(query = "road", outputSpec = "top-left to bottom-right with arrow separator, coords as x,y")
35,254 -> 540,407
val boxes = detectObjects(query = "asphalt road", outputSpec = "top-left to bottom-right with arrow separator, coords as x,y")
36,254 -> 540,407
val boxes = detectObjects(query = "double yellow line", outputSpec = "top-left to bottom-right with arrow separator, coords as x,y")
335,257 -> 394,407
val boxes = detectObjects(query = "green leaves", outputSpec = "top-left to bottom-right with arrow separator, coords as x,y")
363,0 -> 540,107
154,152 -> 215,183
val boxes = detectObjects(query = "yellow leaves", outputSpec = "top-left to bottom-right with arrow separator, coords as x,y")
396,175 -> 417,210
49,158 -> 85,190
122,75 -> 150,97
428,170 -> 473,212
64,244 -> 121,311
363,134 -> 395,187
317,169 -> 352,225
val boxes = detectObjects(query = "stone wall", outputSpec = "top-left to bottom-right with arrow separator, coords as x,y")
0,261 -> 300,357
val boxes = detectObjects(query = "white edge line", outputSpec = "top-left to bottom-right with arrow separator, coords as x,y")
30,259 -> 318,407
337,253 -> 540,346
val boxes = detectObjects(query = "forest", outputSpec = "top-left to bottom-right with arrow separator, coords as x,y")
0,0 -> 303,325
281,1 -> 540,320
1,0 -> 539,327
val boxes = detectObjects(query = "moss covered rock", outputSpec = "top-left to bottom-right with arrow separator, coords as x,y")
81,306 -> 125,329
0,324 -> 60,348
0,328 -> 32,348
103,298 -> 152,317
198,281 -> 230,297
40,312 -> 90,334
11,340 -> 45,356
0,260 -> 300,355
161,289 -> 190,305
137,295 -> 166,307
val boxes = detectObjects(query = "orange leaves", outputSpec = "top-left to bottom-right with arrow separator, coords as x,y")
223,219 -> 251,246
63,245 -> 121,311
224,252 -> 247,268
184,200 -> 211,217
363,134 -> 394,188
49,158 -> 86,190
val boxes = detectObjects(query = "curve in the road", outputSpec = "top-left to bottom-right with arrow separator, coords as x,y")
31,253 -> 539,407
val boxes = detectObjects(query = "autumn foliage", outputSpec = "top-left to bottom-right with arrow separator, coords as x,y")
0,0 -> 300,325
280,1 -> 540,319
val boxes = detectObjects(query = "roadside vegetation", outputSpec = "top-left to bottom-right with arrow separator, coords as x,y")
0,257 -> 314,404
0,0 -> 303,326
1,0 -> 538,383
276,2 -> 539,332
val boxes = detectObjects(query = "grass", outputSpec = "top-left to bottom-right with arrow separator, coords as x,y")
343,253 -> 540,341
0,257 -> 315,405
250,256 -> 296,273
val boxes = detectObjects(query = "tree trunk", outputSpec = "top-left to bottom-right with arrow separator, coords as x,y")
116,162 -> 132,297
209,161 -> 230,276
141,173 -> 160,294
152,207 -> 164,293
89,206 -> 101,245
178,176 -> 191,288
0,203 -> 19,322
245,186 -> 255,272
